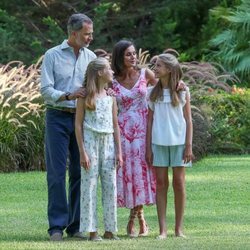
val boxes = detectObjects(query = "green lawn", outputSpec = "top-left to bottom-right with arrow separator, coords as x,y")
0,155 -> 249,250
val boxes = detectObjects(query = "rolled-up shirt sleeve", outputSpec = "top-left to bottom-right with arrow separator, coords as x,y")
41,51 -> 65,103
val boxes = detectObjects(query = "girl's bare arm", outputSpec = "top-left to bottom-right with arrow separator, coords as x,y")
183,93 -> 194,163
146,108 -> 154,165
75,97 -> 90,169
112,98 -> 123,167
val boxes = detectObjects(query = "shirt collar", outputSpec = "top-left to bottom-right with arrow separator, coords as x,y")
60,40 -> 70,50
60,40 -> 85,52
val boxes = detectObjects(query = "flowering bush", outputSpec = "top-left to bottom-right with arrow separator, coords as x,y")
195,90 -> 250,154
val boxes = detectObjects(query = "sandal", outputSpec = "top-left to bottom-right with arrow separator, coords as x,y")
103,232 -> 120,240
89,232 -> 102,241
137,206 -> 149,237
127,208 -> 138,238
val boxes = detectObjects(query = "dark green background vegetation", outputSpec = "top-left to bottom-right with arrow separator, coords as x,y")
0,0 -> 249,84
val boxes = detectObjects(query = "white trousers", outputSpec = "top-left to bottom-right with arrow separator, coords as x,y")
80,130 -> 117,233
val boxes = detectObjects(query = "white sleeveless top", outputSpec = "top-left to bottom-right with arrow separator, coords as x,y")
84,96 -> 114,133
148,87 -> 190,146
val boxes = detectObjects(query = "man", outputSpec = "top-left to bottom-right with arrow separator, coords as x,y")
41,13 -> 96,241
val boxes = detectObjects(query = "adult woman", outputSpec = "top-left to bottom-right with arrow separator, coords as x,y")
111,40 -> 157,237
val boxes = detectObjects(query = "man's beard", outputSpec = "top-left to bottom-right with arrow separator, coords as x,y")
76,37 -> 89,48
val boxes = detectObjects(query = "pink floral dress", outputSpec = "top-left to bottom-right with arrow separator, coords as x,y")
112,68 -> 156,209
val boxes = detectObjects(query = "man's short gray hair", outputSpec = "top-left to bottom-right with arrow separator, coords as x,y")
67,13 -> 93,36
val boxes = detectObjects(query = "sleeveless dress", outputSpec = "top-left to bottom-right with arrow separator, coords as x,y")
112,68 -> 156,209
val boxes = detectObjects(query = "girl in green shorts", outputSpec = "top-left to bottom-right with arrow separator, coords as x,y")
146,53 -> 194,239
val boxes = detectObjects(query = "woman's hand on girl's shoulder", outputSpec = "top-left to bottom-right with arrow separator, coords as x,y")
176,80 -> 187,91
106,87 -> 116,97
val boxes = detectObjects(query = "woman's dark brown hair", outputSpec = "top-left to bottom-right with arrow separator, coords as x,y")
111,40 -> 135,76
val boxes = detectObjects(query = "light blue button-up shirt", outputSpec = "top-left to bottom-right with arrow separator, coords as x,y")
41,40 -> 96,108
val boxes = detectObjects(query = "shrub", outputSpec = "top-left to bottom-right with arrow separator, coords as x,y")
181,60 -> 240,160
196,89 -> 250,154
191,105 -> 211,161
0,59 -> 45,172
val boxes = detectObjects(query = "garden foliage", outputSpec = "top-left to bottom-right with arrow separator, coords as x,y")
0,59 -> 45,172
1,49 -> 248,172
196,89 -> 250,154
209,0 -> 250,85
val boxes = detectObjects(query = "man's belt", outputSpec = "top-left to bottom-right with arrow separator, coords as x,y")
46,105 -> 76,114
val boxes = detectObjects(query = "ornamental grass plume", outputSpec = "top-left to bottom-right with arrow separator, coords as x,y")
0,57 -> 45,172
181,61 -> 239,96
138,48 -> 151,68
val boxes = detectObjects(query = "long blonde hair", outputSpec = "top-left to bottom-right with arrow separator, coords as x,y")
83,57 -> 109,110
150,53 -> 183,107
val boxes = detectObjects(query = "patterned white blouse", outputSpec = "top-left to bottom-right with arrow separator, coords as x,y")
84,96 -> 114,134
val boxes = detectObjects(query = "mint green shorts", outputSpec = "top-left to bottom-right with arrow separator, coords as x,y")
152,144 -> 192,167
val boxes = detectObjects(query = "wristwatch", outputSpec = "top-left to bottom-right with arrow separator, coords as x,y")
65,92 -> 71,101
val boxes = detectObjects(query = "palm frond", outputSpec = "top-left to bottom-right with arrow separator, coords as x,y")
209,0 -> 250,83
210,30 -> 234,47
234,55 -> 250,76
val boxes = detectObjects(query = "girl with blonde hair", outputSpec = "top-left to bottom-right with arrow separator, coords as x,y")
146,53 -> 193,239
75,57 -> 123,241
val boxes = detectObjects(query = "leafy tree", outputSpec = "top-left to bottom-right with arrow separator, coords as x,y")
0,0 -> 243,65
90,2 -> 114,51
209,0 -> 250,85
0,9 -> 35,64
0,7 -> 65,65
135,4 -> 180,55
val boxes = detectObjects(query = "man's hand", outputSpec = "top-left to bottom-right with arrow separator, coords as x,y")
70,87 -> 87,100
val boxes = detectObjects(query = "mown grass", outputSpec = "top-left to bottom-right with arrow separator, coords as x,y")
0,155 -> 249,249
